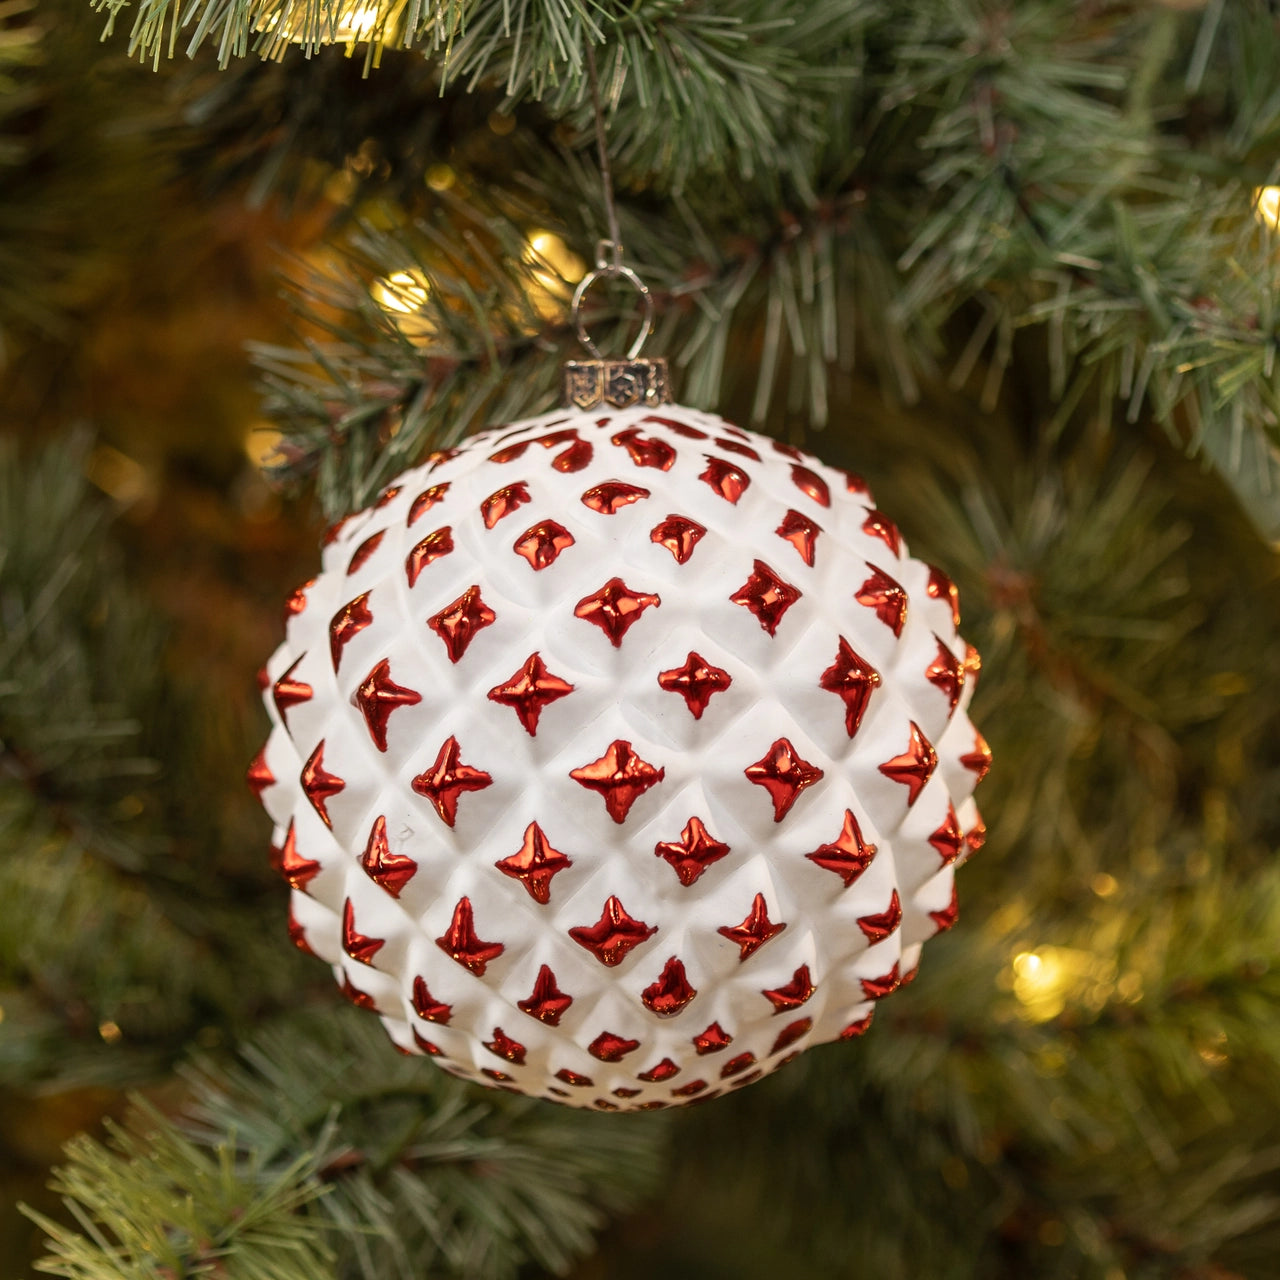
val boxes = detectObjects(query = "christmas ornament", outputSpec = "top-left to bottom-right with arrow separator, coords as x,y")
251,361 -> 989,1111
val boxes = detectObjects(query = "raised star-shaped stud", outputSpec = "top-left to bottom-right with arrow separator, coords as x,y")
271,819 -> 320,890
354,658 -> 422,752
857,889 -> 903,943
717,894 -> 786,961
929,885 -> 959,933
411,976 -> 452,1023
568,895 -> 657,966
517,964 -> 573,1025
860,962 -> 901,1000
789,464 -> 831,506
840,1011 -> 874,1039
329,592 -> 373,672
729,559 -> 801,636
861,509 -> 902,556
556,1068 -> 593,1087
287,904 -> 314,955
745,738 -> 824,822
771,1017 -> 812,1055
653,816 -> 730,886
405,526 -> 454,587
360,815 -> 417,897
412,1028 -> 443,1054
762,964 -> 815,1013
272,655 -> 314,724
964,643 -> 982,691
435,897 -> 504,975
411,736 -> 493,827
926,564 -> 961,629
692,1022 -> 733,1055
589,1031 -> 642,1061
347,530 -> 385,575
487,652 -> 574,735
641,956 -> 697,1016
611,427 -> 676,470
879,720 -> 938,806
698,455 -> 751,504
819,637 -> 881,738
494,822 -> 572,904
574,577 -> 660,647
805,809 -> 878,887
300,741 -> 344,828
427,585 -> 496,663
928,803 -> 963,865
657,652 -> 732,719
245,745 -> 274,800
925,637 -> 965,715
856,564 -> 908,636
636,1057 -> 679,1082
960,729 -> 992,784
570,740 -> 665,823
480,481 -> 531,529
484,1026 -> 527,1065
513,519 -> 575,570
282,577 -> 314,625
342,899 -> 385,965
581,480 -> 651,514
339,971 -> 378,1010
374,484 -> 401,508
407,482 -> 449,527
775,509 -> 822,566
552,438 -> 593,472
649,514 -> 706,564
966,810 -> 987,855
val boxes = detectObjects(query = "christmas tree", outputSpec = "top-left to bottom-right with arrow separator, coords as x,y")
3,1 -> 1280,1276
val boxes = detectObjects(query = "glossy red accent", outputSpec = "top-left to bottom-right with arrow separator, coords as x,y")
569,740 -> 664,823
361,815 -> 417,897
698,456 -> 751,503
342,899 -> 385,965
581,480 -> 652,514
805,809 -> 877,887
435,897 -> 505,976
407,483 -> 449,526
775,509 -> 821,566
855,564 -> 908,636
611,427 -> 677,469
480,481 -> 532,528
272,820 -> 320,890
644,414 -> 706,439
653,816 -> 730,887
354,658 -> 422,751
840,1011 -> 875,1039
272,655 -> 313,722
427,585 -> 496,663
574,577 -> 660,647
340,972 -> 378,1010
589,1031 -> 642,1062
517,965 -> 574,1025
246,746 -> 274,799
551,438 -> 593,472
730,559 -> 802,636
928,803 -> 964,865
640,957 -> 697,1016
926,637 -> 966,715
818,637 -> 881,738
861,509 -> 902,556
568,896 -> 657,966
484,1027 -> 527,1065
300,741 -> 344,828
329,592 -> 374,671
717,893 -> 786,961
879,721 -> 938,806
966,811 -> 987,854
790,464 -> 831,506
494,822 -> 572,904
745,738 -> 824,822
637,1058 -> 679,1083
556,1068 -> 594,1087
715,437 -> 761,461
375,485 -> 402,508
771,1018 -> 812,1055
692,1023 -> 733,1055
287,904 -> 315,955
412,1028 -> 444,1054
283,577 -> 314,624
926,564 -> 962,629
411,976 -> 452,1023
411,736 -> 493,827
649,514 -> 707,564
929,885 -> 960,933
657,652 -> 732,719
513,519 -> 575,570
487,653 -> 574,735
762,965 -> 816,1013
720,1052 -> 757,1078
857,890 -> 903,943
405,526 -> 454,586
347,530 -> 385,574
960,730 -> 992,784
860,962 -> 901,1000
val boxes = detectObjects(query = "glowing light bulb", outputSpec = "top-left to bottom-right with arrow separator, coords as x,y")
522,230 -> 587,320
1254,186 -> 1280,230
372,269 -> 436,343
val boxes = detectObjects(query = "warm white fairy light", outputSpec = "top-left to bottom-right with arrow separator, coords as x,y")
1253,186 -> 1280,230
372,269 -> 436,343
522,230 -> 586,320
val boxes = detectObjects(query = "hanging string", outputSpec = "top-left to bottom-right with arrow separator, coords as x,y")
584,42 -> 622,268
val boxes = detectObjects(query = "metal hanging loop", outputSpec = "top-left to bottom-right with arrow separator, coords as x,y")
570,239 -> 654,361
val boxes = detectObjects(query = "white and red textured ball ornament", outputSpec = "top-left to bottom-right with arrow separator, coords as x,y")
249,397 -> 990,1111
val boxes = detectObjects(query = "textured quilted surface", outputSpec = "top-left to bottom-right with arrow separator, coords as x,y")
251,404 -> 990,1111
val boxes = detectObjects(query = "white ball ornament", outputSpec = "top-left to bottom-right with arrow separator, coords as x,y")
249,385 -> 990,1111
